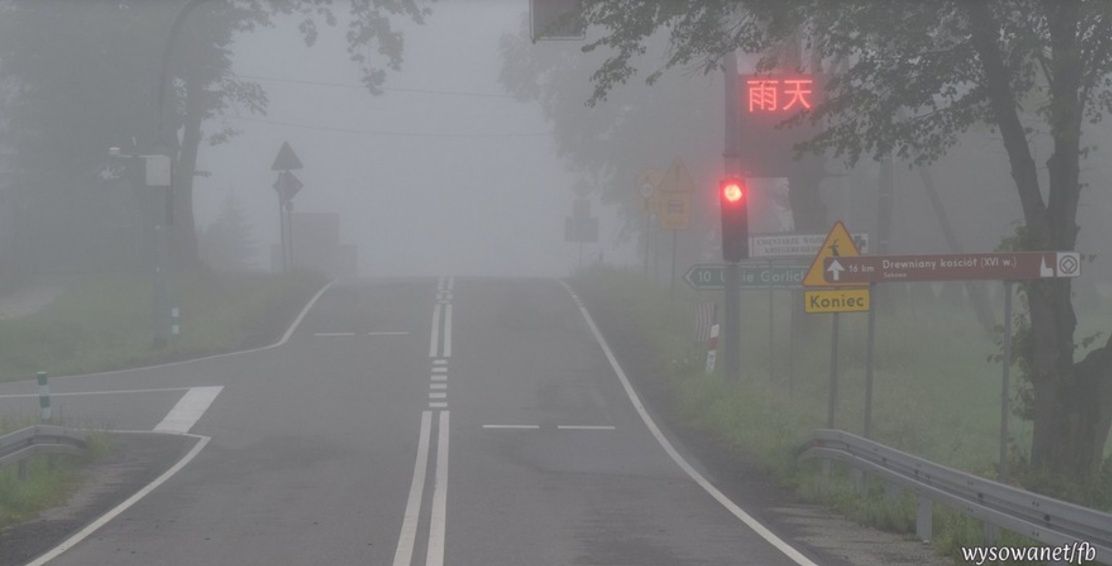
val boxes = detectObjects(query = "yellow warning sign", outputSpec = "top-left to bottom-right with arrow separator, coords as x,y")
803,221 -> 862,287
658,192 -> 691,230
657,158 -> 696,194
654,158 -> 694,230
804,288 -> 871,313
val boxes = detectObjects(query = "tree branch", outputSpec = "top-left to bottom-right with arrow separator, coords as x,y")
966,2 -> 1049,242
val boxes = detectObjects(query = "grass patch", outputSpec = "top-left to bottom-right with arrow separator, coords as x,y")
0,269 -> 327,382
573,265 -> 1112,562
0,419 -> 112,530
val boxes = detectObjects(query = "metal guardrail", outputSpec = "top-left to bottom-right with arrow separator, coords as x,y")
800,429 -> 1112,559
0,425 -> 88,479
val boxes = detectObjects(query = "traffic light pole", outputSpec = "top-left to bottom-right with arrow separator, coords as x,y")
723,261 -> 741,380
721,50 -> 742,380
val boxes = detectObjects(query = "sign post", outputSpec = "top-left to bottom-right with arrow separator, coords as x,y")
271,142 -> 304,272
864,283 -> 876,438
802,221 -> 869,430
656,159 -> 693,295
1000,281 -> 1013,483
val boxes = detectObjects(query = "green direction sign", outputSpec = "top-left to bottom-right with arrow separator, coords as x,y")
683,263 -> 806,290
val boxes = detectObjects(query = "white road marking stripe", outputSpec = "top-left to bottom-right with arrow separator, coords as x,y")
430,375 -> 447,382
559,281 -> 818,566
392,411 -> 432,566
0,386 -> 193,399
432,367 -> 447,373
366,331 -> 411,336
429,303 -> 442,358
25,432 -> 211,566
433,359 -> 447,366
428,402 -> 447,409
426,411 -> 449,566
314,332 -> 355,337
557,425 -> 616,430
429,392 -> 447,399
430,383 -> 447,390
152,386 -> 223,434
442,304 -> 453,358
481,424 -> 540,430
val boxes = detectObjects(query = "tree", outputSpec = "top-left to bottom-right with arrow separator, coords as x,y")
499,17 -> 724,260
201,191 -> 258,272
577,0 -> 1112,483
0,1 -> 429,275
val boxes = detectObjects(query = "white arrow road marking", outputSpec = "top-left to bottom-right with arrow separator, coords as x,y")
152,386 -> 223,434
827,259 -> 844,281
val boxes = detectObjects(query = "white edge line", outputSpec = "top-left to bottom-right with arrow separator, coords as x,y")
25,432 -> 211,566
481,425 -> 540,430
366,331 -> 411,336
391,411 -> 432,566
557,425 -> 616,430
557,280 -> 818,566
0,386 -> 193,400
430,375 -> 447,382
430,383 -> 447,390
17,281 -> 335,384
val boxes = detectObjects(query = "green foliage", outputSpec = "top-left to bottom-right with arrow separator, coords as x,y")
0,421 -> 113,530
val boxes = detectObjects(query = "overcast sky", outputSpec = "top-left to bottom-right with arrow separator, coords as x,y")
194,1 -> 619,277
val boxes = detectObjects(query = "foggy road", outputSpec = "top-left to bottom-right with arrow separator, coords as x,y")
6,278 -> 817,565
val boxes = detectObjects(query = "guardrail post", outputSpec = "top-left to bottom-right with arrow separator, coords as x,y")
850,468 -> 864,495
884,481 -> 901,500
821,459 -> 831,493
916,496 -> 933,543
37,371 -> 51,422
984,523 -> 999,545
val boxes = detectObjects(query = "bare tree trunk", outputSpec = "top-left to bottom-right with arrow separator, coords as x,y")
968,1 -> 1112,481
172,71 -> 204,270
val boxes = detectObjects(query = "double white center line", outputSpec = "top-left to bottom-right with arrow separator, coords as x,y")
394,276 -> 454,566
391,410 -> 451,566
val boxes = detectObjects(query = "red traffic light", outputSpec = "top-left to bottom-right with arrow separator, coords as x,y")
720,179 -> 745,204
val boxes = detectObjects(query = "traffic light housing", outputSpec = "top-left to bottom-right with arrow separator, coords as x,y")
719,177 -> 749,261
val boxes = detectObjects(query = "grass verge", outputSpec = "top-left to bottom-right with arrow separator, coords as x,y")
0,269 -> 327,382
0,419 -> 111,530
573,265 -> 1111,563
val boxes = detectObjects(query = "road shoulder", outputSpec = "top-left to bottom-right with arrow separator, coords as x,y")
571,280 -> 950,566
0,433 -> 198,566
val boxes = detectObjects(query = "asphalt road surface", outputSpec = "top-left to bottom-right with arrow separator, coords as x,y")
0,278 -> 823,565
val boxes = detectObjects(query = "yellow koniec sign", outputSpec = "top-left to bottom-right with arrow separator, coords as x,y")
802,221 -> 871,313
804,288 -> 871,313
